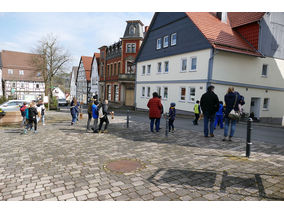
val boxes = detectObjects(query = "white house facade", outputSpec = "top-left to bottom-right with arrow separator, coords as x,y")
90,53 -> 100,100
135,12 -> 284,124
70,66 -> 78,100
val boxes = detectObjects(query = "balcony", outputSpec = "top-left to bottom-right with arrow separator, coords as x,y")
118,73 -> 136,82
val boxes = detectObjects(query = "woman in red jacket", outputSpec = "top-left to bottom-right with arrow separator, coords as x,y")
147,92 -> 162,132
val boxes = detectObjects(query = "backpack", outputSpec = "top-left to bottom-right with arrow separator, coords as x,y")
20,105 -> 26,117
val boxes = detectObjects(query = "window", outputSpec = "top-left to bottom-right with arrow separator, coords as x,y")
156,38 -> 162,50
142,87 -> 145,97
114,63 -> 117,76
110,64 -> 113,76
36,84 -> 39,89
118,62 -> 120,74
8,69 -> 13,74
107,85 -> 111,100
163,36 -> 169,48
107,65 -> 110,77
127,44 -> 131,53
37,72 -> 41,77
171,33 -> 177,46
181,59 -> 187,72
114,85 -> 119,101
157,86 -> 161,96
12,82 -> 16,88
262,64 -> 268,77
188,87 -> 196,102
147,65 -> 151,75
190,57 -> 197,71
19,70 -> 24,75
129,25 -> 135,35
147,87 -> 151,98
164,61 -> 169,73
180,87 -> 186,101
142,65 -> 146,75
21,83 -> 24,88
157,62 -> 162,73
131,44 -> 136,53
126,43 -> 136,53
163,87 -> 168,99
263,98 -> 269,109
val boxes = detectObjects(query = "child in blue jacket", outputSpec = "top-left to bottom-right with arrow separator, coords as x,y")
168,102 -> 176,133
214,101 -> 224,129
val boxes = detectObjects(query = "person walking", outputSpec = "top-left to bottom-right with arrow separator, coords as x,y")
214,101 -> 224,129
36,100 -> 46,125
193,100 -> 201,125
91,100 -> 99,133
28,102 -> 38,133
98,100 -> 111,133
168,102 -> 176,133
70,98 -> 78,126
20,102 -> 27,127
223,87 -> 241,141
86,98 -> 94,131
147,92 -> 162,133
200,85 -> 219,137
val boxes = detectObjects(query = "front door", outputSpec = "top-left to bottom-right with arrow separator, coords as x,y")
125,88 -> 134,106
250,97 -> 261,119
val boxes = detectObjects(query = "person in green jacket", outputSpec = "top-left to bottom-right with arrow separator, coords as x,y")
193,100 -> 201,125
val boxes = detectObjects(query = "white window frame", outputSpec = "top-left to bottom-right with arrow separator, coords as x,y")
171,33 -> 177,46
163,35 -> 169,48
8,69 -> 13,74
19,70 -> 24,75
180,87 -> 186,102
157,62 -> 162,74
126,43 -> 132,53
263,98 -> 270,110
156,38 -> 162,50
164,61 -> 169,73
181,58 -> 187,72
262,64 -> 268,77
163,87 -> 168,100
147,65 -> 151,75
190,57 -> 197,71
157,86 -> 161,96
131,43 -> 136,53
141,86 -> 145,97
147,87 -> 151,98
142,65 -> 146,75
188,87 -> 196,103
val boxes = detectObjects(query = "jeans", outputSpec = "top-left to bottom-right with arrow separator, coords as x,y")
203,112 -> 215,136
169,118 -> 175,131
98,115 -> 109,131
92,118 -> 98,132
193,113 -> 200,125
21,116 -> 26,127
224,118 -> 236,137
29,118 -> 37,131
87,113 -> 92,130
42,115 -> 45,124
150,118 -> 160,132
72,114 -> 77,124
214,115 -> 223,129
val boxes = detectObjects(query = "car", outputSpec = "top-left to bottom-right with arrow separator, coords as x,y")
0,100 -> 30,112
58,98 -> 68,106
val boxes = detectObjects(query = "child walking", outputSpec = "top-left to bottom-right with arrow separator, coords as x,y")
193,100 -> 201,125
169,102 -> 176,133
214,101 -> 224,129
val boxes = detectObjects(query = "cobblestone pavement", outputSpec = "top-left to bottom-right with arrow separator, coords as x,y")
0,111 -> 283,201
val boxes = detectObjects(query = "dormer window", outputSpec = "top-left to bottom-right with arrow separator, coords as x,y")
129,25 -> 136,35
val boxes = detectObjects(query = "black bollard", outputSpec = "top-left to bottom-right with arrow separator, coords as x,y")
165,113 -> 169,137
246,118 -> 253,158
127,110 -> 129,128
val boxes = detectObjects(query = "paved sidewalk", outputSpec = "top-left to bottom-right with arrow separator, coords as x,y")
0,111 -> 283,201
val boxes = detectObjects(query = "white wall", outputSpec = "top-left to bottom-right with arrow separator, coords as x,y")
0,69 -> 3,96
70,70 -> 76,100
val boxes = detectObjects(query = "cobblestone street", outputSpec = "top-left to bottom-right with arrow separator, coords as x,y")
0,111 -> 283,201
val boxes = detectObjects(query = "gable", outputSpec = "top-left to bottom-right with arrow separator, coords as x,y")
136,12 -> 211,63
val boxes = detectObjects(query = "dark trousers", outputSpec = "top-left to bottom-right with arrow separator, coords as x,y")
98,116 -> 109,131
87,113 -> 92,130
29,118 -> 37,131
169,118 -> 175,131
150,118 -> 160,132
193,113 -> 200,125
203,112 -> 215,136
92,118 -> 98,132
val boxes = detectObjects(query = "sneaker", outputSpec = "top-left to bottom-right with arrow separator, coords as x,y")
210,134 -> 214,137
23,129 -> 27,134
171,130 -> 175,133
103,130 -> 108,133
98,130 -> 103,134
34,130 -> 37,134
222,137 -> 228,141
229,137 -> 232,141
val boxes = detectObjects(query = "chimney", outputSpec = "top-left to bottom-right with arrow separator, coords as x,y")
216,12 -> 227,23
145,26 -> 149,33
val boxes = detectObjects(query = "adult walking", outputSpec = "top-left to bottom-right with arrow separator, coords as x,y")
98,100 -> 110,133
223,87 -> 241,141
70,98 -> 78,126
147,92 -> 162,133
91,100 -> 99,133
200,85 -> 219,137
86,98 -> 94,131
28,102 -> 38,133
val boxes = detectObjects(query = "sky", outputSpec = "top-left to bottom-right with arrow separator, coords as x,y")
0,12 -> 154,72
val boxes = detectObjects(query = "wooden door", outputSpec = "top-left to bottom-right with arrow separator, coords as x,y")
125,88 -> 134,106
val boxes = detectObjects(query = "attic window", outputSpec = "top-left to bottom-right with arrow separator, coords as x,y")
129,25 -> 136,35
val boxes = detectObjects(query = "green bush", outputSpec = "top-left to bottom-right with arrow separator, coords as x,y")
0,96 -> 8,105
50,96 -> 58,110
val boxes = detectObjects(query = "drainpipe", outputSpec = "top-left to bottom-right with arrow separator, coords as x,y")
207,48 -> 218,89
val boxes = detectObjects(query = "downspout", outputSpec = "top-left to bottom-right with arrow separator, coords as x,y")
207,48 -> 218,89
134,61 -> 137,111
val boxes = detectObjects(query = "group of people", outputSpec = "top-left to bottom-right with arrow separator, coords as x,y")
20,100 -> 46,134
146,85 -> 245,141
70,96 -> 113,133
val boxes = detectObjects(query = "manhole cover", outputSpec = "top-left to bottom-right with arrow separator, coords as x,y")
104,159 -> 145,174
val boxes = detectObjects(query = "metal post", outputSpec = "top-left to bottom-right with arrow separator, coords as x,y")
165,113 -> 169,137
246,118 -> 253,158
127,110 -> 129,128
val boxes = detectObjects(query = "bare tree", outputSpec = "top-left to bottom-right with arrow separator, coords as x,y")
31,34 -> 70,103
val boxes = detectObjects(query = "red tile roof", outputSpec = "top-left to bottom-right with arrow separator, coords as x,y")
81,56 -> 93,81
228,12 -> 265,28
186,12 -> 263,57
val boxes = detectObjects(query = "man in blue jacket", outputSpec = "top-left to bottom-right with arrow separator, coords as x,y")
91,101 -> 99,133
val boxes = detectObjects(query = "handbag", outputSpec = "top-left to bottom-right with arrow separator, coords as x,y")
228,94 -> 240,120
